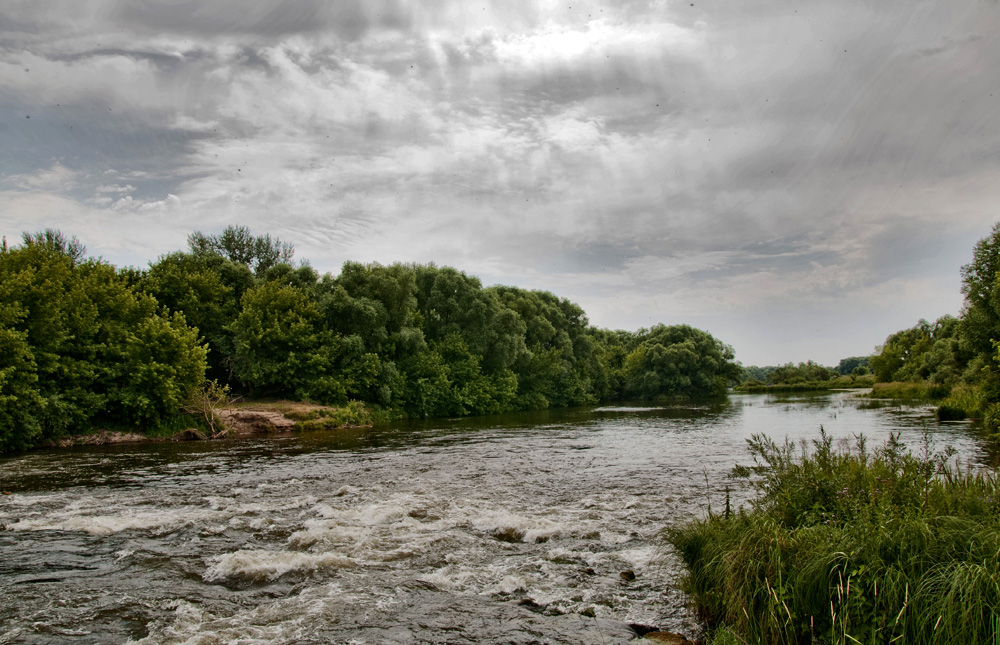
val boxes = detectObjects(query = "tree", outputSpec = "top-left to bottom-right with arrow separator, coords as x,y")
836,356 -> 870,375
960,222 -> 1000,357
188,225 -> 294,275
869,316 -> 966,384
229,280 -> 335,398
621,325 -> 739,399
0,232 -> 208,448
183,380 -> 232,439
413,265 -> 526,373
494,286 -> 607,408
141,251 -> 240,381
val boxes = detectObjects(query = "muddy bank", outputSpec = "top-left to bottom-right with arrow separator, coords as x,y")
43,401 -> 371,448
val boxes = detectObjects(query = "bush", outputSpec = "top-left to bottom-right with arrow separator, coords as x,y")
667,430 -> 1000,645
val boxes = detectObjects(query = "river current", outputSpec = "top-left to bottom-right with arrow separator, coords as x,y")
0,392 -> 989,644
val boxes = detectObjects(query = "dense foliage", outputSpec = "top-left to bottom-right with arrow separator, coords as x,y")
866,222 -> 1000,426
0,226 -> 739,451
0,232 -> 207,452
668,431 -> 1000,645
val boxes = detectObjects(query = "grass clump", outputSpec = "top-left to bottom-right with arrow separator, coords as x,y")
936,383 -> 991,423
288,400 -> 373,431
667,429 -> 1000,645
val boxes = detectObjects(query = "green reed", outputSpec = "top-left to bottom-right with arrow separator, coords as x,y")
667,429 -> 1000,644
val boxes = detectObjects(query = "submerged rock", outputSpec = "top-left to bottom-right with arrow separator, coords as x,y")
643,631 -> 696,644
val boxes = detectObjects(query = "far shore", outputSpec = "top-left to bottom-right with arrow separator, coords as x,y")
38,401 -> 373,449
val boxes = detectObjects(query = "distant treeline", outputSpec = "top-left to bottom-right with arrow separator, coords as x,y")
739,357 -> 871,387
0,227 -> 741,452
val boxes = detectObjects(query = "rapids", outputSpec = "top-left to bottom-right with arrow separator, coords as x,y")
0,392 -> 987,644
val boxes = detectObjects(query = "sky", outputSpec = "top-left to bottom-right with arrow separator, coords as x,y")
2,0 -> 999,367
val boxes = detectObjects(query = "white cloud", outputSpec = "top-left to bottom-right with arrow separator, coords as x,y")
5,163 -> 79,191
95,184 -> 135,194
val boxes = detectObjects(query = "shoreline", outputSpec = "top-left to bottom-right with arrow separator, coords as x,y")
38,401 -> 373,449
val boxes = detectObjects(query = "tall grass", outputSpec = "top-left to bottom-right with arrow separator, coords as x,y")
667,430 -> 1000,644
863,381 -> 952,400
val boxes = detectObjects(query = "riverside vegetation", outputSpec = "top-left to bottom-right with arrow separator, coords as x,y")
668,430 -> 1000,645
736,360 -> 875,393
0,227 -> 741,453
739,222 -> 1000,430
859,222 -> 1000,428
669,224 -> 1000,643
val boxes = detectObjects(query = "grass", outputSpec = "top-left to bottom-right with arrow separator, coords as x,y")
84,412 -> 212,439
227,398 -> 372,431
666,429 -> 1000,645
861,381 -> 952,400
936,383 -> 992,422
286,400 -> 373,431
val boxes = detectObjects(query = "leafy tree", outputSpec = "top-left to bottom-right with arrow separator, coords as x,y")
188,225 -> 294,275
622,325 -> 739,399
836,356 -> 870,375
766,361 -> 838,384
740,365 -> 776,383
402,334 -> 517,418
413,266 -> 526,373
229,280 -> 335,399
0,232 -> 207,448
108,310 -> 208,427
333,262 -> 419,335
494,286 -> 609,408
869,317 -> 966,384
0,263 -> 44,451
141,252 -> 241,380
960,222 -> 1000,357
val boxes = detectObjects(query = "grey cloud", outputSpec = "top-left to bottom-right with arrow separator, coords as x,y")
0,100 -> 206,200
45,48 -> 209,71
112,0 -> 416,40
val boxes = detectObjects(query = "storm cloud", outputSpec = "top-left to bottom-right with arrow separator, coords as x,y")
2,0 -> 998,365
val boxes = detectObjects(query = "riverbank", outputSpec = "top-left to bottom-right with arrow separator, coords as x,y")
39,400 -> 374,449
666,429 -> 1000,644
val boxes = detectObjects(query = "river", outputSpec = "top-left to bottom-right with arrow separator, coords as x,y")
0,391 -> 990,644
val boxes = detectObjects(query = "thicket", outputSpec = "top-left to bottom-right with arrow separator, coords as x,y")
0,227 -> 740,452
668,430 -> 1000,644
0,232 -> 207,452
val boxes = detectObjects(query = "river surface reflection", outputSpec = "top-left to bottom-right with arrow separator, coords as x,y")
0,391 -> 990,643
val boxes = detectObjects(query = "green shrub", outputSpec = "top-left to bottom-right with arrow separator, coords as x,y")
667,430 -> 1000,645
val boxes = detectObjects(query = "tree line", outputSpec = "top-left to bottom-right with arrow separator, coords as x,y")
0,227 -> 741,452
867,222 -> 1000,427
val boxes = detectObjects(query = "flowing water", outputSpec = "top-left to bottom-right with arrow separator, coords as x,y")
0,392 -> 991,644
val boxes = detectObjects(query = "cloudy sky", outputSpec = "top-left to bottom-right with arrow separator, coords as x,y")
2,0 -> 998,366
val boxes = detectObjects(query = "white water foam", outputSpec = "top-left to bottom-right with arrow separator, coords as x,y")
6,507 -> 218,536
203,549 -> 355,582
